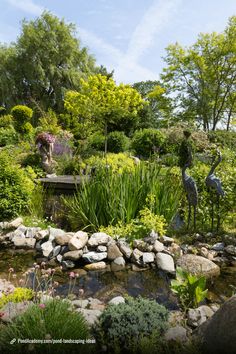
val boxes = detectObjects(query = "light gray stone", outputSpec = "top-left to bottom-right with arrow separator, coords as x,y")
117,241 -> 132,258
165,326 -> 187,342
142,252 -> 155,263
156,253 -> 175,274
131,248 -> 143,265
97,245 -> 107,252
108,296 -> 125,305
52,245 -> 61,257
55,233 -> 73,246
225,245 -> 236,256
41,240 -> 54,257
56,254 -> 63,263
161,236 -> 175,245
107,243 -> 123,260
211,242 -> 224,252
68,231 -> 88,251
82,251 -> 107,263
48,227 -> 65,241
26,227 -> 41,238
9,217 -> 23,229
63,250 -> 83,261
77,309 -> 102,326
1,301 -> 33,323
12,236 -> 36,249
153,240 -> 165,252
111,256 -> 126,271
177,254 -> 220,278
87,232 -> 110,247
61,260 -> 75,269
36,229 -> 49,240
72,299 -> 89,309
188,305 -> 214,328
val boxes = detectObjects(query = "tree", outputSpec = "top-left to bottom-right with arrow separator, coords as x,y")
161,16 -> 236,131
64,74 -> 145,152
0,12 -> 97,112
132,80 -> 173,129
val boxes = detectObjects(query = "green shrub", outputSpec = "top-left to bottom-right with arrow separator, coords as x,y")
21,122 -> 34,135
84,152 -> 135,174
208,130 -> 236,150
0,287 -> 34,309
93,296 -> 169,352
0,114 -> 13,128
0,151 -> 34,220
88,132 -> 105,151
0,126 -> 18,146
64,163 -> 181,232
107,131 -> 129,153
171,267 -> 208,310
11,105 -> 33,133
0,299 -> 91,353
38,109 -> 61,135
132,128 -> 166,157
0,106 -> 6,116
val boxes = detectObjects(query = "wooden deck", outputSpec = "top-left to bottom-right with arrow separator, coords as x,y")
39,175 -> 89,192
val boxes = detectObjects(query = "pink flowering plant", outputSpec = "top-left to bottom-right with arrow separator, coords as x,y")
36,132 -> 56,147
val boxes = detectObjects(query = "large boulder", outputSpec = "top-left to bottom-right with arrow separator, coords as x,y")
68,231 -> 88,251
198,295 -> 236,354
176,254 -> 220,278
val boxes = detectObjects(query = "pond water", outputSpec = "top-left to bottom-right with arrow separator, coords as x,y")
0,249 -> 235,307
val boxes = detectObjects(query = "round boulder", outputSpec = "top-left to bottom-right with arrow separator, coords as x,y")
176,254 -> 220,278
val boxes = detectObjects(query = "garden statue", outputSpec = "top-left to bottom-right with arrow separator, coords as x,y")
179,130 -> 198,230
205,149 -> 225,232
36,132 -> 57,174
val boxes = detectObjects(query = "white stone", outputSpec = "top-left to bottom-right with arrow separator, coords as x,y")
84,262 -> 107,271
68,231 -> 88,251
9,217 -> 23,229
77,309 -> 102,326
153,240 -> 165,252
87,232 -> 110,247
211,242 -> 224,252
156,253 -> 175,274
117,241 -> 132,258
48,227 -> 65,241
165,326 -> 187,342
41,240 -> 54,257
142,252 -> 155,263
82,251 -> 107,263
108,296 -> 125,305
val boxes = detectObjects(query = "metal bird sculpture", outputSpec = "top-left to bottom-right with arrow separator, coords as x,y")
181,160 -> 198,230
205,149 -> 225,232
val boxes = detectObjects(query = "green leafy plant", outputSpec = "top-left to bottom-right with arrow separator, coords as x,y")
0,126 -> 18,146
131,128 -> 166,157
0,287 -> 34,309
0,299 -> 91,353
107,131 -> 130,153
171,267 -> 208,310
93,296 -> 168,352
11,105 -> 33,133
0,114 -> 14,128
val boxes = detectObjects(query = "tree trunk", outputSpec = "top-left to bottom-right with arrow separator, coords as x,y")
104,122 -> 108,155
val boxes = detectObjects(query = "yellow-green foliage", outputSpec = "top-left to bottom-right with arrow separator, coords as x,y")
85,153 -> 136,173
0,287 -> 34,309
100,207 -> 166,241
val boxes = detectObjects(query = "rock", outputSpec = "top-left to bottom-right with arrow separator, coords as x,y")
77,309 -> 102,326
41,240 -> 54,257
84,262 -> 107,271
56,254 -> 63,263
61,260 -> 75,269
211,242 -> 224,252
48,227 -> 65,241
168,311 -> 185,327
97,245 -> 107,252
9,217 -> 23,229
108,296 -> 125,305
52,245 -> 61,257
107,243 -> 123,260
156,253 -> 175,274
117,241 -> 132,258
87,232 -> 110,247
26,227 -> 41,238
225,245 -> 236,256
36,229 -> 49,241
0,221 -> 10,230
153,240 -> 165,252
161,236 -> 175,245
72,299 -> 89,309
176,254 -> 220,278
131,248 -> 143,265
60,245 -> 69,254
198,296 -> 236,354
143,230 -> 158,244
63,250 -> 83,261
68,231 -> 88,251
0,301 -> 33,323
142,252 -> 155,263
88,298 -> 105,310
199,247 -> 210,259
111,256 -> 126,271
168,243 -> 183,258
12,236 -> 36,249
188,305 -> 214,328
82,251 -> 107,263
131,264 -> 148,272
55,233 -> 73,246
165,326 -> 188,342
222,234 -> 236,246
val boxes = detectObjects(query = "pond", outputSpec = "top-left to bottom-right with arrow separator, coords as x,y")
1,249 -> 235,307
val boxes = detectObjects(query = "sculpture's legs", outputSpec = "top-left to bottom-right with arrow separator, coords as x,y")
187,202 -> 191,230
216,195 -> 220,232
193,205 -> 197,231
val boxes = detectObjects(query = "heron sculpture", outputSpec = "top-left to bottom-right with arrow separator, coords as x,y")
205,150 -> 225,231
181,160 -> 198,230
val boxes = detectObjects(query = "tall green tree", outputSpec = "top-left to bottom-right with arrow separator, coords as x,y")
0,12 -> 97,112
161,16 -> 236,131
64,74 -> 145,152
132,80 -> 173,129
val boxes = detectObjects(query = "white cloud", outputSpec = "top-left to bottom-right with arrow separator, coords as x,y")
7,0 -> 44,15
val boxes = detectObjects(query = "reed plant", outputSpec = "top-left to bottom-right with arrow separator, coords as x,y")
64,162 -> 181,232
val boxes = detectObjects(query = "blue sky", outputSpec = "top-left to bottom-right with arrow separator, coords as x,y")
0,0 -> 236,84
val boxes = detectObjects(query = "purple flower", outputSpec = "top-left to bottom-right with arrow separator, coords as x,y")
36,132 -> 56,146
38,303 -> 46,309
